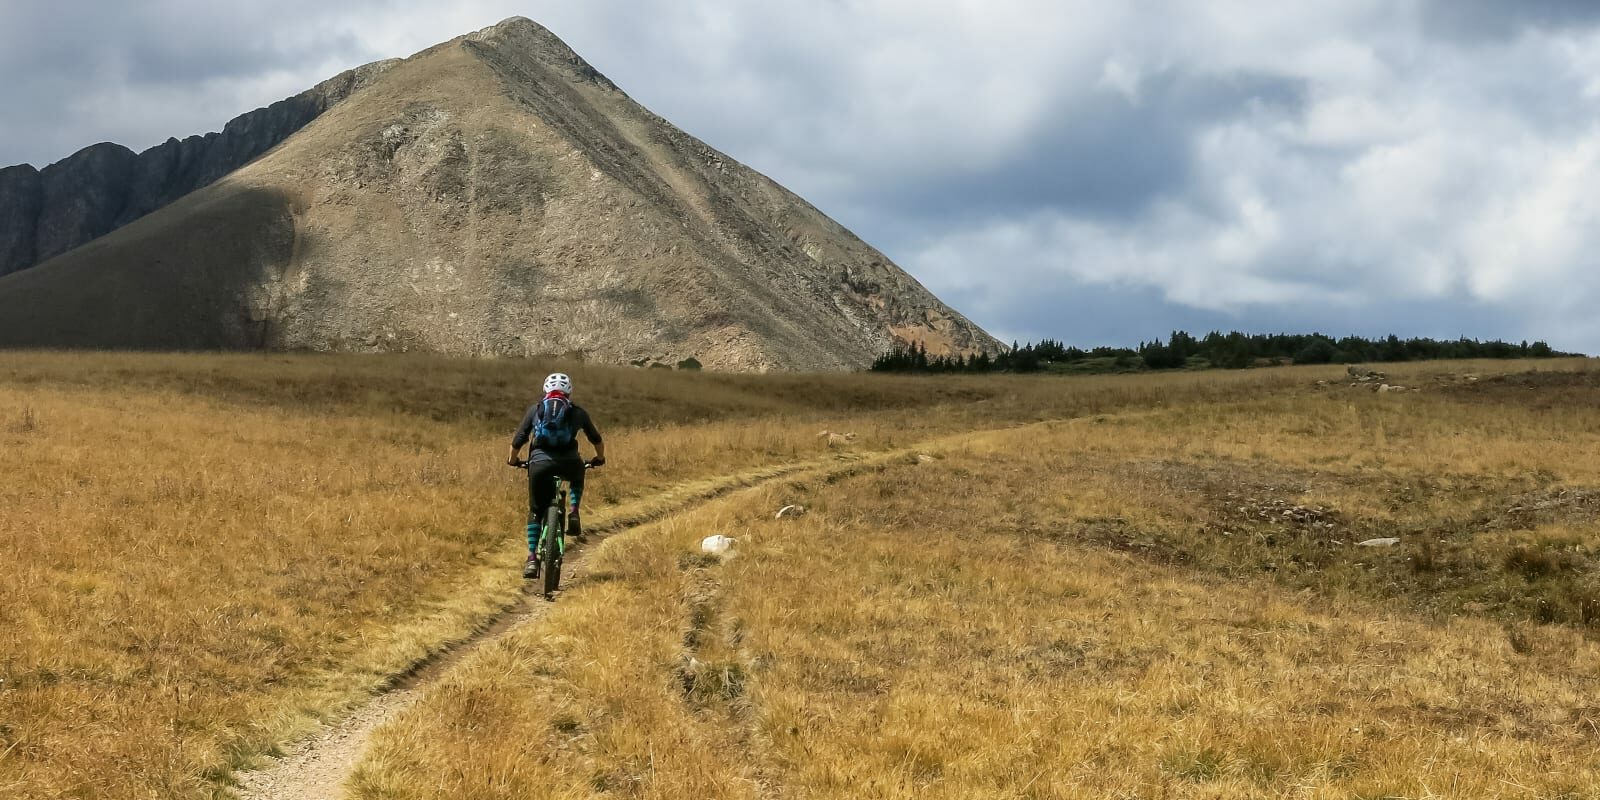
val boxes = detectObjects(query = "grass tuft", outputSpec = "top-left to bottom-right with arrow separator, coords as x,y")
1161,746 -> 1226,782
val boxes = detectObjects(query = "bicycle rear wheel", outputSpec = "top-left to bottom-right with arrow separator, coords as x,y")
541,504 -> 564,597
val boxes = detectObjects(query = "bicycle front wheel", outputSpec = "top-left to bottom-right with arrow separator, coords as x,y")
542,504 -> 564,597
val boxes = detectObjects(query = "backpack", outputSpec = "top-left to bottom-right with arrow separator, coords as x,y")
533,396 -> 577,448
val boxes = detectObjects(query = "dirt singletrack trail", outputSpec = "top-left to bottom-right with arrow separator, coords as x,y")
233,568 -> 579,800
230,419 -> 1070,800
231,457 -> 832,800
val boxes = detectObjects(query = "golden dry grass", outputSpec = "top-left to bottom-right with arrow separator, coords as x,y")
1,351 -> 1369,799
0,349 -> 1362,433
347,357 -> 1600,799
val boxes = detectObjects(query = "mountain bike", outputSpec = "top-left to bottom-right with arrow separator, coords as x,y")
519,461 -> 596,598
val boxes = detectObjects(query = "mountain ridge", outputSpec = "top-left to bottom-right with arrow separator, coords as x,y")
0,59 -> 398,277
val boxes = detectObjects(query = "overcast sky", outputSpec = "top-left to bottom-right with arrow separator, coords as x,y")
5,1 -> 1600,350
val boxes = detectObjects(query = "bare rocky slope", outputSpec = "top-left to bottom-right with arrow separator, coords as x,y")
0,18 -> 998,370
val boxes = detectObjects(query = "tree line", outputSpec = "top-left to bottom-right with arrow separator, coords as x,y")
870,332 -> 1575,374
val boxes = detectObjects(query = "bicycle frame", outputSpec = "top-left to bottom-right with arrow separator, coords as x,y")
517,460 -> 595,597
534,478 -> 573,561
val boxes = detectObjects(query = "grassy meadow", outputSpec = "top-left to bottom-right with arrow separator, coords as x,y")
2,352 -> 1597,798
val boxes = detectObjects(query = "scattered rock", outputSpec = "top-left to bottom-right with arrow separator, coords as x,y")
1226,498 -> 1339,528
1357,537 -> 1401,547
1489,487 -> 1600,529
818,431 -> 858,447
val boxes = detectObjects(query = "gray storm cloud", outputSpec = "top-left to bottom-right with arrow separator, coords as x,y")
4,0 -> 1599,350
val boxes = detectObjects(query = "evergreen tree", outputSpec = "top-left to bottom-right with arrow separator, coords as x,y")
1294,338 -> 1336,365
869,330 -> 1576,374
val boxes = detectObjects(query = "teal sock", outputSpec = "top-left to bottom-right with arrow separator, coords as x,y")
526,522 -> 541,552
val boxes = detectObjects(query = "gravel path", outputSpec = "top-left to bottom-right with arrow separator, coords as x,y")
234,575 -> 562,800
232,689 -> 415,800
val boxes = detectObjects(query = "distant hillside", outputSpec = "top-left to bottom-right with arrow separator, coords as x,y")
0,18 -> 998,371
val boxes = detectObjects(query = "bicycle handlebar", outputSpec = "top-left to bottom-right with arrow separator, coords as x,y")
511,459 -> 601,470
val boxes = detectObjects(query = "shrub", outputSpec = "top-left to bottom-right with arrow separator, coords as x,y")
1503,545 -> 1580,580
1294,339 -> 1336,365
1140,344 -> 1185,370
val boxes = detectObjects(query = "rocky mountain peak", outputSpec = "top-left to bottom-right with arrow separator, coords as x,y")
464,16 -> 619,91
0,18 -> 998,369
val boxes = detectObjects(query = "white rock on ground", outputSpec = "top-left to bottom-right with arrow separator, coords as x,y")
701,535 -> 736,556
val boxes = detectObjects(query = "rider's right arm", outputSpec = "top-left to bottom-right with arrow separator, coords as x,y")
508,406 -> 536,464
511,405 -> 537,449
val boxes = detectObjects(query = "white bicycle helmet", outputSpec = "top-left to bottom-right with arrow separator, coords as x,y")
543,372 -> 573,394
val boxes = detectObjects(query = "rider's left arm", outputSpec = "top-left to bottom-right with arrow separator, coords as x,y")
581,410 -> 605,465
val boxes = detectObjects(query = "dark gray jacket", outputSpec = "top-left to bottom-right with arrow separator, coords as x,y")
512,401 -> 602,460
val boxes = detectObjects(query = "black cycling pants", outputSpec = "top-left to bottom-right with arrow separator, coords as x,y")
527,456 -> 586,525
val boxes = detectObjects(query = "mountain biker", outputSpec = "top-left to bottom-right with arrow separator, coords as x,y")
507,372 -> 605,579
